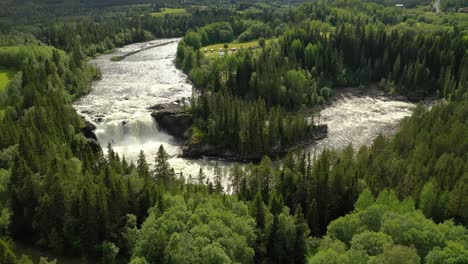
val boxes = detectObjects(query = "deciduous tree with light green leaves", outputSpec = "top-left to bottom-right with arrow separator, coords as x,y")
132,195 -> 256,264
308,189 -> 468,263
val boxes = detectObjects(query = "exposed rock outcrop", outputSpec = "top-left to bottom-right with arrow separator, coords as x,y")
80,119 -> 100,152
151,103 -> 193,140
82,120 -> 98,141
311,124 -> 328,140
181,124 -> 329,161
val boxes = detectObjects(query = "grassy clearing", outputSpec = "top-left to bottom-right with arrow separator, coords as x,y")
150,8 -> 188,17
0,67 -> 16,92
201,40 -> 262,51
390,21 -> 453,33
200,39 -> 273,58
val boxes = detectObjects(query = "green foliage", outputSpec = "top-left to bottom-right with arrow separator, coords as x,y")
350,231 -> 393,256
190,93 -> 313,158
176,0 -> 467,161
184,32 -> 202,51
354,188 -> 375,212
132,195 -> 256,264
197,22 -> 235,46
425,241 -> 468,264
0,37 -> 170,261
0,169 -> 11,235
0,240 -> 17,264
38,257 -> 57,264
154,145 -> 171,186
310,189 -> 468,262
373,245 -> 421,264
100,241 -> 119,264
238,22 -> 272,42
0,68 -> 16,93
1,1 -> 467,263
129,257 -> 149,264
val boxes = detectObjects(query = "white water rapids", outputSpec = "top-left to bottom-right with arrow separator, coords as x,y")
73,39 -> 416,183
74,39 -> 225,180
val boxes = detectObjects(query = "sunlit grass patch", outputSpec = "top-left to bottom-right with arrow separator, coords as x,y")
0,67 -> 16,92
200,39 -> 273,58
150,8 -> 188,17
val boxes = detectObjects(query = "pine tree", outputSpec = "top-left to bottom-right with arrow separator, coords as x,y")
254,192 -> 266,229
79,186 -> 98,255
214,162 -> 223,193
197,168 -> 206,186
137,151 -> 150,180
294,205 -> 309,264
154,145 -> 170,186
307,199 -> 320,236
392,54 -> 401,81
229,163 -> 243,195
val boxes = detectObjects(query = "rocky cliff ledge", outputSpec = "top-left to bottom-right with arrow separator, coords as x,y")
150,103 -> 193,140
81,119 -> 100,151
182,124 -> 328,161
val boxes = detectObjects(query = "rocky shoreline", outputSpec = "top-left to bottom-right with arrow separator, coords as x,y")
150,102 -> 328,162
181,124 -> 328,162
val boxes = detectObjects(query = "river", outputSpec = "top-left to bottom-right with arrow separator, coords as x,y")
73,39 -> 416,183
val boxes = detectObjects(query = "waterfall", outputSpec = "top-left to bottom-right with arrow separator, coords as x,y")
73,40 -> 416,187
97,118 -> 164,147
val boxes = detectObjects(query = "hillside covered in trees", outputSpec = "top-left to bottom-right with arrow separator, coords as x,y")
0,0 -> 466,263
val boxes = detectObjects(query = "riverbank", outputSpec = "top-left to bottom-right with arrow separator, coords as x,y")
164,83 -> 421,162
74,39 -> 418,180
110,39 -> 178,61
179,124 -> 328,162
150,101 -> 329,162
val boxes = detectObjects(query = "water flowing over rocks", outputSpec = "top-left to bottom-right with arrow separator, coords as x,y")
73,39 -> 416,182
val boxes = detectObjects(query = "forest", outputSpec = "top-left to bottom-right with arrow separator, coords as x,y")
176,0 -> 467,159
0,0 -> 466,263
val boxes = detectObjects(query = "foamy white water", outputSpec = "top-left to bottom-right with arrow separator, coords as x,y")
307,90 -> 416,154
74,39 -> 228,182
74,39 -> 416,185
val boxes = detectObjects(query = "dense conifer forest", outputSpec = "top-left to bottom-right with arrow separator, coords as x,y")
0,0 -> 466,263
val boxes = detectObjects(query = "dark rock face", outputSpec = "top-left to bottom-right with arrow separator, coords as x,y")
182,124 -> 329,161
182,144 -> 252,161
82,120 -> 98,141
79,119 -> 100,152
312,124 -> 328,140
151,103 -> 193,140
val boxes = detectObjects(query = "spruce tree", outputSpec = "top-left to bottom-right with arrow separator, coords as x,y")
154,145 -> 170,186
